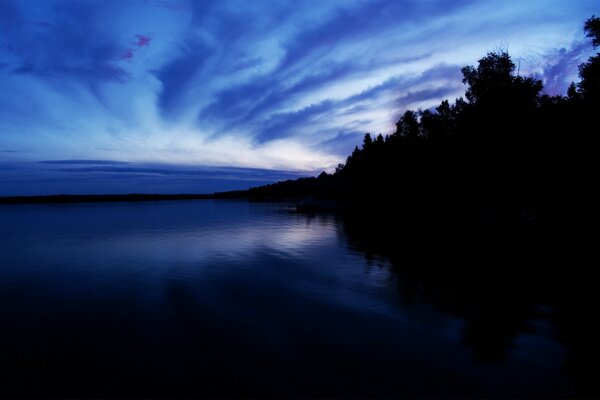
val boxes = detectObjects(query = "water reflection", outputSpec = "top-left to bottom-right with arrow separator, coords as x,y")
0,200 -> 577,397
339,207 -> 577,388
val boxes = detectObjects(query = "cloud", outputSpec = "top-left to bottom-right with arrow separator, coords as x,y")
53,164 -> 309,180
248,63 -> 464,143
135,34 -> 152,47
396,86 -> 463,108
0,2 -> 131,83
153,37 -> 214,118
255,100 -> 337,143
120,34 -> 152,60
10,62 -> 129,82
173,1 -> 475,149
40,159 -> 131,165
194,52 -> 443,145
121,49 -> 134,60
539,38 -> 594,95
0,1 -> 20,33
154,1 -> 188,12
0,161 -> 313,196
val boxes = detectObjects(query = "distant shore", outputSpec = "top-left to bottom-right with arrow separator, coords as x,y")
0,193 -> 219,204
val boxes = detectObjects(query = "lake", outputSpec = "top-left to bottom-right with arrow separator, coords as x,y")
0,200 -> 575,397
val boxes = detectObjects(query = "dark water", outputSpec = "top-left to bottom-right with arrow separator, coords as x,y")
0,200 -> 575,398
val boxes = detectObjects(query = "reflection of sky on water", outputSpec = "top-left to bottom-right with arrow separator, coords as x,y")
0,200 -> 574,397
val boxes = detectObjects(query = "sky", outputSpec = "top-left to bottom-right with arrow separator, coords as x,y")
0,0 -> 597,195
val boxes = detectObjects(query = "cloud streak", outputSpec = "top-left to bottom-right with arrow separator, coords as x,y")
538,38 -> 595,95
40,160 -> 131,165
121,34 -> 152,60
0,161 -> 311,196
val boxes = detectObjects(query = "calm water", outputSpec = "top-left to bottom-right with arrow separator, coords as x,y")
0,200 -> 574,397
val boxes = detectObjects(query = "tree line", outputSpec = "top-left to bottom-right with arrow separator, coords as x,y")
241,16 -> 599,219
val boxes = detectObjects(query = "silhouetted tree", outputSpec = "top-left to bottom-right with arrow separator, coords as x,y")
462,51 -> 542,111
238,15 -> 596,223
362,133 -> 373,149
584,15 -> 600,47
567,82 -> 581,100
394,110 -> 420,139
577,16 -> 600,105
462,51 -> 515,104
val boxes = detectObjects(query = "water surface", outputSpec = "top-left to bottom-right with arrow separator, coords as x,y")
0,200 -> 574,397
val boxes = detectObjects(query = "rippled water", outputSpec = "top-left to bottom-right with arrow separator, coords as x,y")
0,200 -> 573,397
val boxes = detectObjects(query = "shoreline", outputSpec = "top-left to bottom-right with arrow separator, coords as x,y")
0,193 -> 217,204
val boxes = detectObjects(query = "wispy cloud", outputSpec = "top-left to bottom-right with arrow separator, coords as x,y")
154,1 -> 188,12
121,49 -> 135,60
0,161 -> 311,195
121,34 -> 152,60
539,38 -> 594,95
134,34 -> 152,47
40,159 -> 131,165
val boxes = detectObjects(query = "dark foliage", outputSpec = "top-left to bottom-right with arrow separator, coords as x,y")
584,15 -> 600,47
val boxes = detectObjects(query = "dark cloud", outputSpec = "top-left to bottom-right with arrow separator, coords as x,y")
154,38 -> 214,117
121,34 -> 152,60
0,161 -> 313,196
185,3 -> 462,141
241,62 -> 361,120
0,1 -> 21,34
350,64 -> 462,104
55,164 -> 309,180
253,63 -> 464,143
279,0 -> 473,71
255,100 -> 337,142
396,86 -> 463,108
197,54 -> 435,141
40,159 -> 131,165
153,1 -> 289,119
154,0 -> 474,143
196,71 -> 271,124
311,128 -> 366,157
231,57 -> 263,72
11,62 -> 129,82
0,44 -> 22,56
337,105 -> 369,116
0,1 -> 130,83
135,34 -> 152,48
154,1 -> 188,12
121,49 -> 134,60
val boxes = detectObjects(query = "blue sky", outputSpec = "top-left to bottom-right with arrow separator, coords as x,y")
0,0 -> 597,195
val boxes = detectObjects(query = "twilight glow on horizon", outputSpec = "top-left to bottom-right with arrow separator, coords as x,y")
0,0 -> 597,195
